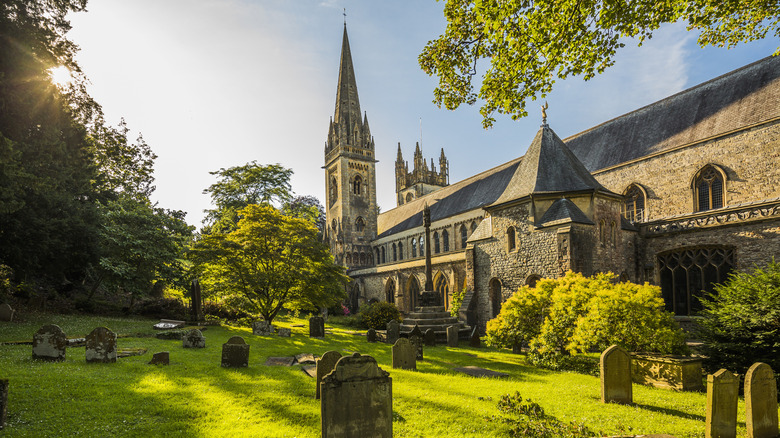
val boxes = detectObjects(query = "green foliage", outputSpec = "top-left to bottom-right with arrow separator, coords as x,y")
0,264 -> 12,301
134,297 -> 188,320
450,284 -> 467,317
486,272 -> 688,361
419,0 -> 780,127
698,259 -> 780,374
494,392 -> 597,437
359,301 -> 402,330
527,352 -> 599,376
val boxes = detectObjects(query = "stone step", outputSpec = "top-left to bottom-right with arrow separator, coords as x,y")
401,323 -> 467,332
403,317 -> 460,326
415,306 -> 446,313
405,312 -> 453,319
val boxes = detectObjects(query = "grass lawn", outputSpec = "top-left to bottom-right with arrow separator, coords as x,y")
0,312 -> 762,437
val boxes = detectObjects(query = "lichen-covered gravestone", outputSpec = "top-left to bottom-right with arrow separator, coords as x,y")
392,338 -> 416,371
86,327 -> 117,363
321,353 -> 392,438
221,336 -> 249,368
0,379 -> 8,430
424,329 -> 436,347
316,350 -> 342,400
446,325 -> 458,347
469,326 -> 481,348
409,324 -> 423,339
309,316 -> 325,338
385,320 -> 400,345
0,303 -> 14,322
600,344 -> 632,404
277,328 -> 291,337
32,324 -> 68,361
149,351 -> 170,365
706,369 -> 738,438
182,329 -> 205,348
252,320 -> 274,336
366,328 -> 377,343
745,362 -> 778,438
409,334 -> 423,361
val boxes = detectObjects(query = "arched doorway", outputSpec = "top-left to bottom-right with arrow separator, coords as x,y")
489,278 -> 502,318
433,272 -> 449,308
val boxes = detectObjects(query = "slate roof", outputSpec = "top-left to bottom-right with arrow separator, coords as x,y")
537,198 -> 594,228
565,55 -> 780,172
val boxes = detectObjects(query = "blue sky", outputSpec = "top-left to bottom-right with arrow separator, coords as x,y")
66,0 -> 778,225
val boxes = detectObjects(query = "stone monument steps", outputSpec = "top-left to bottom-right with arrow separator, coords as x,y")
415,306 -> 446,313
403,317 -> 460,325
406,311 -> 452,319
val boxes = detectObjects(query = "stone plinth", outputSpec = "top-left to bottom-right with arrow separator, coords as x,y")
631,353 -> 703,391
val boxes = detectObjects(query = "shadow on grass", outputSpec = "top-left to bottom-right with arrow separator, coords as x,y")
632,402 -> 706,422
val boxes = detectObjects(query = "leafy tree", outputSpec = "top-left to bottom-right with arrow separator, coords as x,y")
419,0 -> 780,127
698,259 -> 780,374
282,195 -> 326,238
190,204 -> 346,323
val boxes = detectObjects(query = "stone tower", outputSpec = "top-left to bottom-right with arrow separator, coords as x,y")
324,24 -> 378,270
395,143 -> 449,206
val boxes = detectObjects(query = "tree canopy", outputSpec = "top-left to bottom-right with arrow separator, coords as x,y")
419,0 -> 780,127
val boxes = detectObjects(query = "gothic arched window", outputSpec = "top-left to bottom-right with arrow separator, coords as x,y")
329,177 -> 338,207
375,248 -> 380,264
610,221 -> 617,247
470,221 -> 477,233
460,224 -> 468,248
353,174 -> 363,195
405,193 -> 413,203
599,220 -> 606,246
419,237 -> 424,257
392,243 -> 397,261
693,165 -> 725,212
411,239 -> 417,258
433,232 -> 440,254
622,184 -> 646,223
355,216 -> 365,232
507,226 -> 516,252
398,242 -> 404,260
381,247 -> 386,264
658,246 -> 734,315
442,230 -> 450,252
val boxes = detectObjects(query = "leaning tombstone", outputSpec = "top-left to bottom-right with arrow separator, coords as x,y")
386,320 -> 400,345
309,316 -> 325,338
149,351 -> 170,365
392,338 -> 416,371
221,336 -> 250,368
446,325 -> 459,347
706,369 -> 739,438
600,344 -> 632,404
424,329 -> 436,347
469,326 -> 481,348
32,324 -> 67,361
85,327 -> 117,363
182,329 -> 206,348
252,320 -> 274,336
277,328 -> 291,337
315,351 -> 342,400
0,303 -> 14,322
366,328 -> 377,343
0,379 -> 7,430
745,362 -> 778,438
321,353 -> 392,438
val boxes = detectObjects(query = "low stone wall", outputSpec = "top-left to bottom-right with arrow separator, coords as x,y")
631,353 -> 704,391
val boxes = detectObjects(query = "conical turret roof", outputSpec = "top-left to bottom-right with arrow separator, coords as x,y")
333,24 -> 361,129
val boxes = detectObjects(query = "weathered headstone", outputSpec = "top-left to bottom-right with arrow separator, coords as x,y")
600,344 -> 632,404
221,336 -> 249,368
446,325 -> 459,347
392,338 -> 416,371
252,320 -> 275,336
309,316 -> 325,338
706,369 -> 739,438
182,329 -> 205,348
0,303 -> 14,322
424,329 -> 436,347
366,328 -> 377,343
469,326 -> 481,348
316,350 -> 343,399
321,353 -> 392,438
386,320 -> 400,345
296,353 -> 316,364
409,334 -> 423,361
409,324 -> 423,339
149,351 -> 170,365
745,362 -> 778,438
278,327 -> 291,337
86,327 -> 117,363
32,324 -> 67,361
0,379 -> 7,430
512,342 -> 522,354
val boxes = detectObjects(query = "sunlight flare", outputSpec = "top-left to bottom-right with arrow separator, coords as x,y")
48,65 -> 72,87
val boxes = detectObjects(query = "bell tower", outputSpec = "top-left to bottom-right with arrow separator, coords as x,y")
324,24 -> 378,270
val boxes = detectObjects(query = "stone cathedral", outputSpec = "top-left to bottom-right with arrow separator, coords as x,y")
323,24 -> 780,331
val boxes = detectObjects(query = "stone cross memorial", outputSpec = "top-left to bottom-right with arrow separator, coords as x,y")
321,353 -> 392,438
0,303 -> 14,322
182,329 -> 205,348
706,369 -> 739,438
386,320 -> 400,345
32,324 -> 68,361
392,338 -> 416,371
600,345 -> 632,404
446,325 -> 459,347
221,336 -> 250,368
745,362 -> 778,438
315,350 -> 342,400
252,320 -> 274,336
85,327 -> 117,363
309,316 -> 325,338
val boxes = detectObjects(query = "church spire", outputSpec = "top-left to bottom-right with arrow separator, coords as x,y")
333,24 -> 361,130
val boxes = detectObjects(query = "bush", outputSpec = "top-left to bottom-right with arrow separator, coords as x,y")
359,301 -> 401,330
202,301 -> 253,322
698,259 -> 780,375
450,285 -> 467,317
134,297 -> 188,320
493,392 -> 597,437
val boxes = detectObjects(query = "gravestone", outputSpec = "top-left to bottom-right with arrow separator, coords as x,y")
512,342 -> 522,354
424,329 -> 436,347
277,328 -> 291,337
182,329 -> 205,348
32,324 -> 67,361
86,327 -> 117,363
446,325 -> 459,347
0,379 -> 7,430
409,324 -> 423,339
386,320 -> 400,345
392,338 -> 416,371
366,328 -> 377,343
316,351 -> 342,399
706,369 -> 739,438
600,344 -> 632,404
0,303 -> 14,322
221,336 -> 249,368
321,353 -> 392,438
469,326 -> 481,348
149,351 -> 170,365
309,316 -> 325,338
745,362 -> 778,438
252,320 -> 274,336
409,334 -> 423,361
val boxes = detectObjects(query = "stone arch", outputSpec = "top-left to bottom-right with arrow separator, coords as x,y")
526,274 -> 541,288
381,247 -> 386,264
507,226 -> 516,252
405,192 -> 413,203
691,164 -> 727,212
385,278 -> 396,304
622,183 -> 647,223
392,243 -> 397,261
406,274 -> 421,310
433,231 -> 440,254
442,229 -> 450,252
355,216 -> 365,232
489,277 -> 502,318
433,271 -> 449,309
329,176 -> 338,207
459,224 -> 468,249
352,174 -> 363,195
